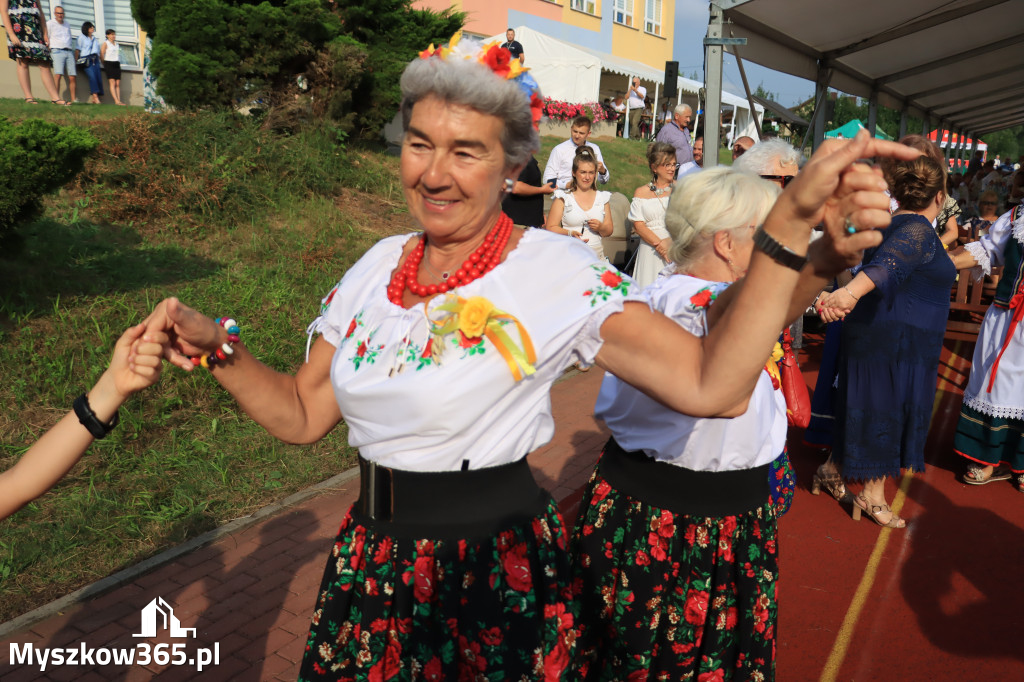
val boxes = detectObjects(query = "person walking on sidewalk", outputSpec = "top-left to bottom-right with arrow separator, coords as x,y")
139,32 -> 918,678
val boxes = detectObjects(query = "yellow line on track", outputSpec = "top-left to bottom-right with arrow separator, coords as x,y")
818,340 -> 963,681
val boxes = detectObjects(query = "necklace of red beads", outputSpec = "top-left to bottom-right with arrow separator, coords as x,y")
387,213 -> 514,306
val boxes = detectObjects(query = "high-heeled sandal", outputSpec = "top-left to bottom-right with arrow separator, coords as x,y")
811,463 -> 851,502
852,494 -> 906,528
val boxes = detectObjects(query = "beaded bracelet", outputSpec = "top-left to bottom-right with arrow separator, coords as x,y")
190,317 -> 241,369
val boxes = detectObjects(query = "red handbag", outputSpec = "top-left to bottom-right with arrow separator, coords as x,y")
780,328 -> 811,428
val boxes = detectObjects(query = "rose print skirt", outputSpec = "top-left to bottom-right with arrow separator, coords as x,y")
298,456 -> 577,681
570,439 -> 778,681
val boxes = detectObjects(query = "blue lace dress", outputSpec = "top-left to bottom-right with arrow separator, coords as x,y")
833,214 -> 956,480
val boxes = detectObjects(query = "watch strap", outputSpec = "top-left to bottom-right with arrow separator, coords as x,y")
752,227 -> 807,272
73,393 -> 119,439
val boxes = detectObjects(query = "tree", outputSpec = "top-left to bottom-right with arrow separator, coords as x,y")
132,0 -> 464,138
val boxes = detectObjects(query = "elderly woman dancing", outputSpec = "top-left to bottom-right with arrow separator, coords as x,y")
141,34 -> 917,679
950,205 -> 1024,490
571,167 -> 796,681
819,155 -> 956,527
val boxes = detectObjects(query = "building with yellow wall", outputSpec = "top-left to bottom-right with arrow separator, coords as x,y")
414,0 -> 675,74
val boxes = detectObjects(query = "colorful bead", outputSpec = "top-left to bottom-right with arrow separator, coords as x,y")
190,316 -> 241,370
200,355 -> 210,369
221,342 -> 235,355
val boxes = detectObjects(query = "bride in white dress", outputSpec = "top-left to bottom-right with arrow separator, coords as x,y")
629,141 -> 677,287
545,146 -> 612,261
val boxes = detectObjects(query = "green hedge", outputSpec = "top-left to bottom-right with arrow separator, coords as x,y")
0,117 -> 96,250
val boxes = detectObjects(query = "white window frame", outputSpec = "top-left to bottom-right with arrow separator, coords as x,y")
570,0 -> 598,16
644,0 -> 662,36
613,0 -> 634,27
41,0 -> 142,71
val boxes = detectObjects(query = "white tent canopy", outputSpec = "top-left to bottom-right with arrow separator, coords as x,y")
485,26 -> 602,103
489,26 -> 763,139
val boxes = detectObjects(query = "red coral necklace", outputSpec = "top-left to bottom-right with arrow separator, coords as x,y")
387,213 -> 514,306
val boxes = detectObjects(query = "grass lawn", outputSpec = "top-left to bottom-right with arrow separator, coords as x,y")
0,100 -> 414,622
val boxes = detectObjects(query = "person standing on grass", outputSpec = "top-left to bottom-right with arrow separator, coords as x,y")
46,4 -> 76,102
0,324 -> 168,521
75,20 -> 103,104
625,76 -> 646,140
655,103 -> 695,177
543,114 -> 610,190
100,28 -> 124,105
2,0 -> 70,105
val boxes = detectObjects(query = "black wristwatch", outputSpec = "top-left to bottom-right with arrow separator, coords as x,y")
752,227 -> 807,272
73,393 -> 119,439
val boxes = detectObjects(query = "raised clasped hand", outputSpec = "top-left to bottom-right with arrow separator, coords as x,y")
785,130 -> 920,275
140,297 -> 225,372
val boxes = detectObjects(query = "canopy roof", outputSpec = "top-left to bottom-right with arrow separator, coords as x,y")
718,0 -> 1024,137
826,119 -> 893,140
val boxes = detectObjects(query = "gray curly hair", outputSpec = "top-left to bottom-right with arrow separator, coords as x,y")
733,138 -> 803,175
400,57 -> 539,169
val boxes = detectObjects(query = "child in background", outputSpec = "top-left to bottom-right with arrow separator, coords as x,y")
0,324 -> 168,520
100,28 -> 124,105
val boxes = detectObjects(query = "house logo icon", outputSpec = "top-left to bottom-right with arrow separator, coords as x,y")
132,597 -> 197,638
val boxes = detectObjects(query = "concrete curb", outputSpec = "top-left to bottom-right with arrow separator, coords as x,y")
0,465 -> 361,640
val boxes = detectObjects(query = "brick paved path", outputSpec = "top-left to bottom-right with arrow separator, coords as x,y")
0,369 -> 608,681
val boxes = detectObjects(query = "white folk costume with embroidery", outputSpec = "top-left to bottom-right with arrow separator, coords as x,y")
308,228 -> 641,472
961,208 -> 1024,421
595,274 -> 787,471
553,189 -> 611,261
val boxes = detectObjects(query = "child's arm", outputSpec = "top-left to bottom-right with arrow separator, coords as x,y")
0,324 -> 166,521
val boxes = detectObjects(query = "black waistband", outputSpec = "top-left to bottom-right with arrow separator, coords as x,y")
599,437 -> 770,517
354,456 -> 548,538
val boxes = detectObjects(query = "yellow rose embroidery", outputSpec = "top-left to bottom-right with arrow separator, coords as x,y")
458,296 -> 495,339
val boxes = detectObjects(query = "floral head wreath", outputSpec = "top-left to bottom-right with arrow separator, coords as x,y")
419,31 -> 544,130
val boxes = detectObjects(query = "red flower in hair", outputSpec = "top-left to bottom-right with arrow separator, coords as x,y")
530,93 -> 544,130
481,44 -> 512,78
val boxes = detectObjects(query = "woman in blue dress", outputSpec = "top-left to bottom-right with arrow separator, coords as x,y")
820,155 -> 956,527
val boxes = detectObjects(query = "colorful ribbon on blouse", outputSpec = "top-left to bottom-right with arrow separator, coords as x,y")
431,295 -> 537,381
986,277 -> 1024,392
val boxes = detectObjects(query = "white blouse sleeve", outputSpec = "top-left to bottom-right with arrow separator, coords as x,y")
627,197 -> 646,223
964,208 -> 1015,274
595,191 -> 612,207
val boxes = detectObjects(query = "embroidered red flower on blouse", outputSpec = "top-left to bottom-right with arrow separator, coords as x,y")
690,288 -> 714,308
600,269 -> 623,288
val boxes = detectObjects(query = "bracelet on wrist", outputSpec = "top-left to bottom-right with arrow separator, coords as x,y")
843,286 -> 860,301
190,317 -> 241,369
73,393 -> 119,439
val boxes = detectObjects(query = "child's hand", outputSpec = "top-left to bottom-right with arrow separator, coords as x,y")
112,323 -> 168,398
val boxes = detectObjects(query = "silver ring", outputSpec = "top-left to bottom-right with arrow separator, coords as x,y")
844,219 -> 857,234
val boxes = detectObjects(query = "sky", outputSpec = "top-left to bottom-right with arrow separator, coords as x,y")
672,0 -> 814,108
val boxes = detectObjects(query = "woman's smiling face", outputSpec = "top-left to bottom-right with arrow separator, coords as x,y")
401,96 -> 515,244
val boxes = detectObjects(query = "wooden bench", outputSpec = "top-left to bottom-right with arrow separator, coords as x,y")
946,267 -> 1001,342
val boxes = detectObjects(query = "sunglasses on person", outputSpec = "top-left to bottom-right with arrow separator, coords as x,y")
661,162 -> 681,169
760,174 -> 796,188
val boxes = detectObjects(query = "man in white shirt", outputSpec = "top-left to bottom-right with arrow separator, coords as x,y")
625,76 -> 646,140
542,115 -> 610,189
47,6 -> 76,102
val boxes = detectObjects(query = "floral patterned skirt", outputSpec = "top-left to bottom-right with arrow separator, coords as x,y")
570,443 -> 779,681
298,461 -> 577,681
6,2 -> 52,64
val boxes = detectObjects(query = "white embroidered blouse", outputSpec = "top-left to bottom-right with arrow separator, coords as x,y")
595,274 -> 787,472
309,229 -> 641,472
